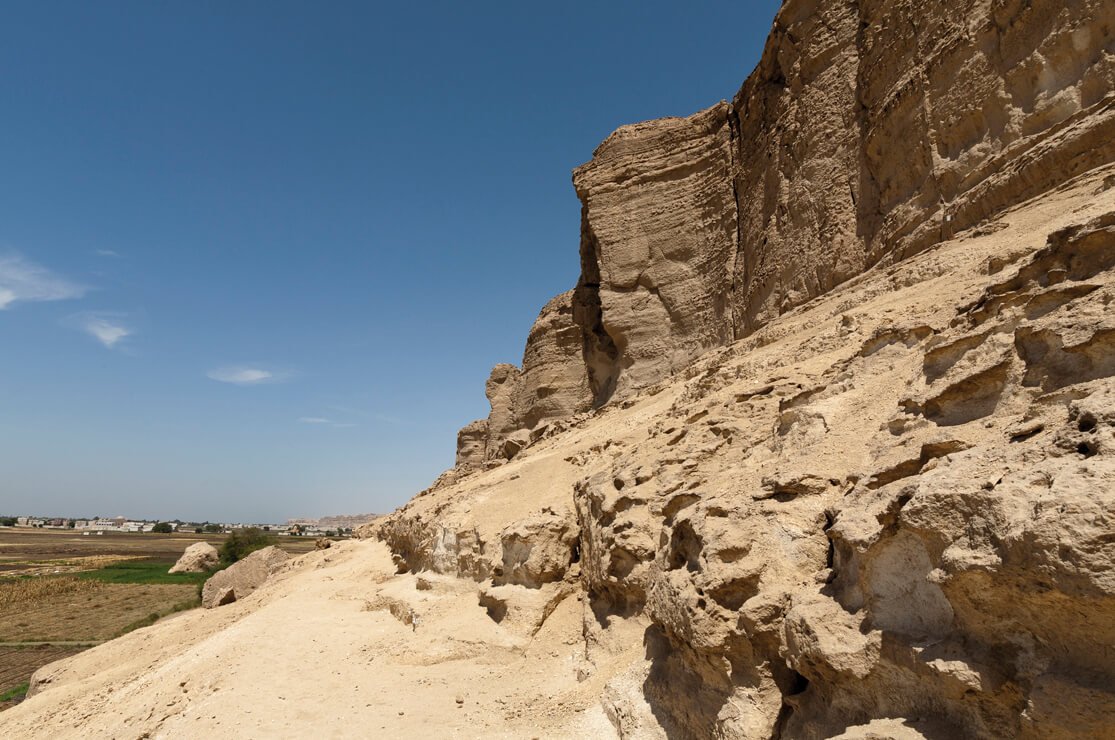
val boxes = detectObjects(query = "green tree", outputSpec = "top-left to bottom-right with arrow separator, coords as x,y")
152,522 -> 174,534
203,523 -> 223,534
219,527 -> 272,566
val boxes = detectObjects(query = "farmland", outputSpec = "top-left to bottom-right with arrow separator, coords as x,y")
0,528 -> 317,708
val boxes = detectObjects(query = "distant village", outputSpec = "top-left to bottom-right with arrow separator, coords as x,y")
0,513 -> 377,538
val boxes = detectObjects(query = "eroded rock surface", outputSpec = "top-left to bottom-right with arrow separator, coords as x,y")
372,173 -> 1115,738
201,546 -> 290,608
168,541 -> 219,574
447,0 -> 1115,475
367,3 -> 1115,733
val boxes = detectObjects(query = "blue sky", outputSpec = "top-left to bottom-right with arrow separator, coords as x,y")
0,1 -> 780,523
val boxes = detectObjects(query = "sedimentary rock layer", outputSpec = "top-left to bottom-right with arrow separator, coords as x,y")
456,291 -> 593,469
573,0 -> 1115,406
456,0 -> 1115,462
374,172 -> 1115,738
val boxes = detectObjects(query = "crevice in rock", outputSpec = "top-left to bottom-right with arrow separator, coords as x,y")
572,207 -> 621,408
771,670 -> 810,740
727,102 -> 743,343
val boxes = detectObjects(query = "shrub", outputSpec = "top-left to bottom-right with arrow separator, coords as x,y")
151,522 -> 173,533
219,527 -> 272,566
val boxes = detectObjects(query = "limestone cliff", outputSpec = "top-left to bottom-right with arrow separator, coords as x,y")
456,291 -> 593,470
376,172 -> 1115,739
387,0 -> 1115,737
576,0 -> 1115,407
456,0 -> 1115,466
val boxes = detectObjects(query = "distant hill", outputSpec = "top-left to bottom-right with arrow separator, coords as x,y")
285,513 -> 378,530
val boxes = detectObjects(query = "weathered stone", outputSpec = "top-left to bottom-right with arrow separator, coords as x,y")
168,542 -> 219,574
569,0 -> 1115,405
513,290 -> 592,429
454,419 -> 488,469
201,546 -> 289,609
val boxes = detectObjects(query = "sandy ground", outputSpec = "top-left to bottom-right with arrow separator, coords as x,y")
0,540 -> 623,739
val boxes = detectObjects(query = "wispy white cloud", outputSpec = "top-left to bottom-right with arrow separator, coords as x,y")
82,315 -> 131,348
297,416 -> 357,428
208,365 -> 288,386
61,311 -> 134,350
94,249 -> 120,258
0,253 -> 86,309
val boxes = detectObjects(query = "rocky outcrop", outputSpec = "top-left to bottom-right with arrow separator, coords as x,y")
515,290 -> 593,429
168,542 -> 219,574
449,0 -> 1115,470
573,104 -> 739,402
574,0 -> 1115,408
393,1 -> 1115,735
8,4 -> 1115,739
374,166 -> 1115,737
454,419 -> 489,469
455,291 -> 593,470
201,546 -> 289,608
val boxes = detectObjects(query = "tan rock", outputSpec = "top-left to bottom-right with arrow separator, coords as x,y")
167,541 -> 219,574
453,291 -> 593,468
514,290 -> 592,429
573,103 -> 738,403
564,0 -> 1115,406
454,419 -> 488,469
201,546 -> 289,608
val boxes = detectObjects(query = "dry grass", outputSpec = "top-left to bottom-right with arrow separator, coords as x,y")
0,582 -> 197,643
0,577 -> 100,610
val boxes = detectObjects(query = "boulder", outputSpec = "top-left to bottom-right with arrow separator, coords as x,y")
201,546 -> 289,608
168,541 -> 219,574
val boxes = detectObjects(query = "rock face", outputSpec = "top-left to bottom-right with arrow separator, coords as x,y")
454,419 -> 489,469
572,0 -> 1115,408
573,104 -> 739,402
515,290 -> 593,430
168,542 -> 219,574
376,1 -> 1115,735
450,0 -> 1115,473
9,3 -> 1113,738
455,291 -> 593,470
201,546 -> 289,608
375,179 -> 1115,737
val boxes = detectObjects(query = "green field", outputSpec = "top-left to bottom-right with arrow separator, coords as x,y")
77,559 -> 210,585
